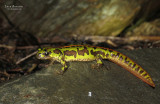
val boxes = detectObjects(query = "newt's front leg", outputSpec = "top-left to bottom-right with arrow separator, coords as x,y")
57,56 -> 68,74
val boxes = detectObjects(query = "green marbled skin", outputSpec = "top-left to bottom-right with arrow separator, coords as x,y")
37,45 -> 155,87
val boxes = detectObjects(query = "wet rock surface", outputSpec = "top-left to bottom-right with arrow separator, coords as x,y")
0,48 -> 160,104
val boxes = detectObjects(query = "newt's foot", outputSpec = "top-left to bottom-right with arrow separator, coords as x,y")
91,64 -> 103,70
55,66 -> 67,75
55,69 -> 64,75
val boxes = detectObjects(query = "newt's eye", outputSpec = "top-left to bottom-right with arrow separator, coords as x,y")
44,51 -> 49,56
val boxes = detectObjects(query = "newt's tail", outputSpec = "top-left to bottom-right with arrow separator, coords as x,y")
106,49 -> 155,87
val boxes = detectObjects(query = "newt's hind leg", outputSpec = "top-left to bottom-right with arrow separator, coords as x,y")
91,58 -> 103,70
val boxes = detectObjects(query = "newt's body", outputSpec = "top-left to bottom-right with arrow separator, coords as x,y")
37,45 -> 155,87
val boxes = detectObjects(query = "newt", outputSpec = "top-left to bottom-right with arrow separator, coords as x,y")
36,45 -> 155,87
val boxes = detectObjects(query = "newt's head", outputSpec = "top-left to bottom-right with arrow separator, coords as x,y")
36,48 -> 51,60
36,48 -> 60,60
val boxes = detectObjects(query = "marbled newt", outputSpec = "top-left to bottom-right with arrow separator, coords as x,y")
36,45 -> 155,87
